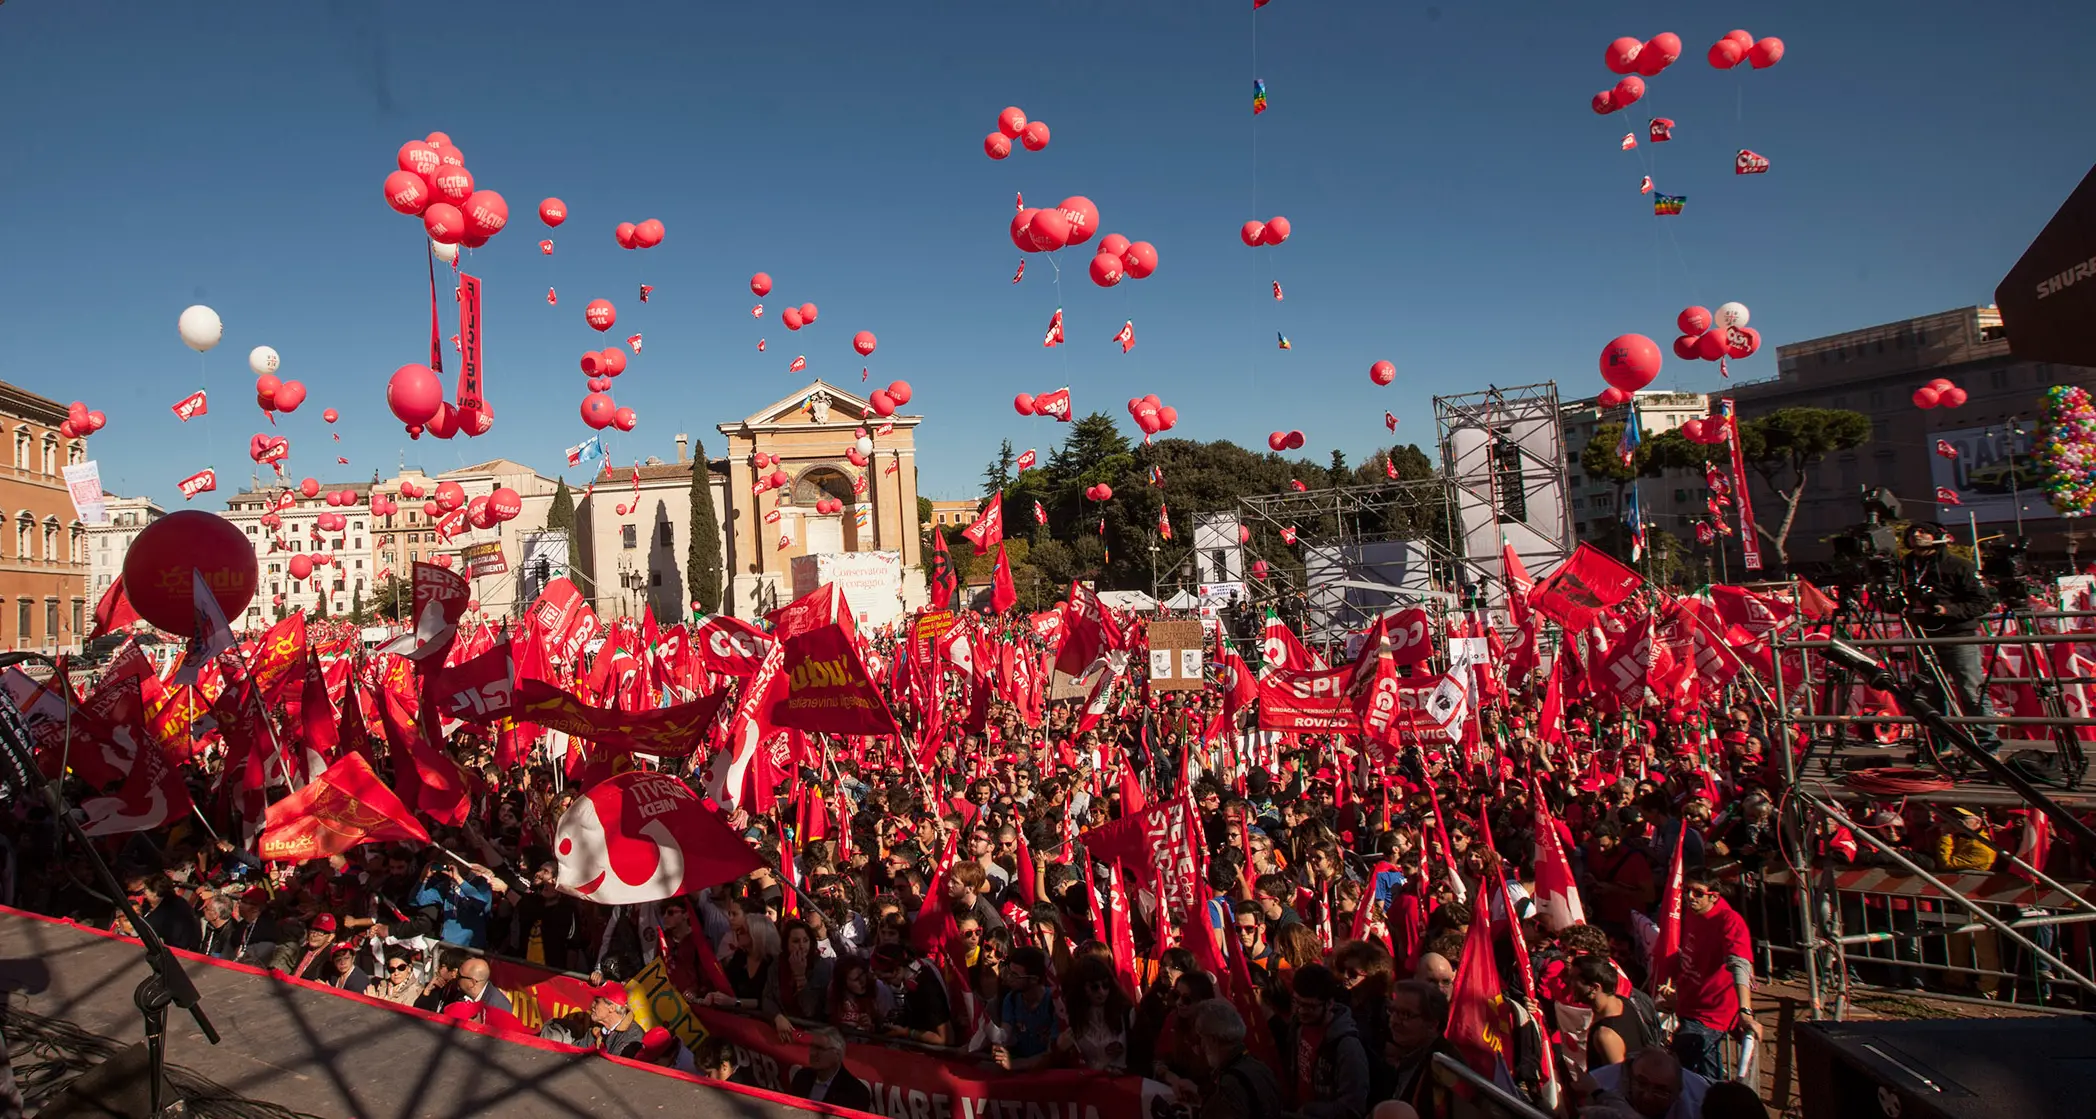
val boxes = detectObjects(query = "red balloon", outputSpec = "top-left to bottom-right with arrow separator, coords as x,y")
122,511 -> 257,633
424,130 -> 453,146
467,599 -> 480,611
1591,90 -> 1617,115
587,377 -> 612,392
1928,378 -> 1954,391
289,555 -> 314,580
1010,209 -> 1043,253
387,363 -> 443,427
633,218 -> 665,248
1708,39 -> 1745,68
1748,37 -> 1784,69
599,348 -> 628,376
1640,32 -> 1682,72
1028,207 -> 1072,251
585,299 -> 617,332
423,501 -> 441,518
459,403 -> 493,437
86,410 -> 106,431
869,390 -> 896,417
1913,387 -> 1942,409
769,470 -> 790,488
1019,120 -> 1050,151
1058,197 -> 1100,245
887,380 -> 912,405
1240,220 -> 1266,247
434,554 -> 453,569
853,331 -> 878,356
1678,306 -> 1712,334
1122,241 -> 1158,278
460,232 -> 490,250
1260,216 -> 1292,246
430,165 -> 473,205
464,190 -> 509,239
752,452 -> 771,468
299,477 -> 320,497
58,420 -> 77,439
488,487 -> 521,521
799,303 -> 818,323
1672,335 -> 1701,361
1696,331 -> 1728,361
1941,387 -> 1968,408
539,197 -> 567,227
434,142 -> 466,168
1724,29 -> 1755,48
1268,432 -> 1287,451
1599,334 -> 1664,391
1598,386 -> 1630,407
254,373 -> 281,402
422,203 -> 467,244
1089,252 -> 1125,287
984,132 -> 1012,160
1093,484 -> 1112,501
1370,360 -> 1397,386
384,170 -> 431,216
425,400 -> 460,439
615,222 -> 637,249
1097,233 -> 1131,259
1159,405 -> 1177,429
1680,419 -> 1705,443
1612,75 -> 1645,107
436,481 -> 467,513
581,393 -> 617,428
783,307 -> 804,331
323,408 -> 338,423
847,448 -> 867,467
613,407 -> 638,432
397,141 -> 442,178
580,351 -> 603,376
1014,393 -> 1036,416
1286,430 -> 1306,450
325,491 -> 343,507
1605,36 -> 1643,74
273,380 -> 307,413
998,106 -> 1028,138
1723,327 -> 1756,360
751,272 -> 773,297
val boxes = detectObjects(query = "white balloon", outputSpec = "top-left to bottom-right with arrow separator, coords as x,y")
431,240 -> 460,264
1715,301 -> 1751,330
177,305 -> 223,353
248,346 -> 280,377
855,436 -> 873,457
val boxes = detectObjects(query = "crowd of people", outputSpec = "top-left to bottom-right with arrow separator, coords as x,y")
3,572 -> 2084,1119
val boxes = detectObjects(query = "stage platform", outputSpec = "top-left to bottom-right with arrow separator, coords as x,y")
0,909 -> 829,1119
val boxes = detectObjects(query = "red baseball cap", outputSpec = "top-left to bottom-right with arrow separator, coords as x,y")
594,982 -> 630,1009
312,913 -> 339,933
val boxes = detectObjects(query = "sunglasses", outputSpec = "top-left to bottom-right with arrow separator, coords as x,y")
389,963 -> 410,972
1687,888 -> 1717,899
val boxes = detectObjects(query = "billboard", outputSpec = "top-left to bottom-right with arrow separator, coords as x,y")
1929,423 -> 2043,524
789,550 -> 907,627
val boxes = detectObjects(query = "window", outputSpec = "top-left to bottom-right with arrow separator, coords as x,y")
70,600 -> 83,635
16,600 -> 30,640
69,526 -> 83,561
659,523 -> 674,547
354,520 -> 365,530
13,431 -> 27,469
650,570 -> 662,586
67,442 -> 83,466
622,525 -> 637,549
354,537 -> 363,548
13,517 -> 26,559
42,521 -> 56,562
41,437 -> 55,475
46,601 -> 58,640
1868,390 -> 1885,408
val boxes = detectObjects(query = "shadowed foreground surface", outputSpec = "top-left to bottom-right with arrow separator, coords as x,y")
0,910 -> 822,1119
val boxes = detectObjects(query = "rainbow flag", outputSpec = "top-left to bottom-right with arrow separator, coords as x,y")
1253,79 -> 1267,115
1654,193 -> 1687,216
1276,332 -> 1291,350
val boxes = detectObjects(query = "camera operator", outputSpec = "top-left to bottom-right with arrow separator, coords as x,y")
1900,522 -> 1998,754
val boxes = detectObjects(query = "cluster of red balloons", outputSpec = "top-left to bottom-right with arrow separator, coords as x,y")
255,374 -> 307,416
811,496 -> 848,515
1599,334 -> 1664,393
1679,414 -> 1733,445
1914,379 -> 1968,409
1592,32 -> 1680,113
782,302 -> 819,330
1083,482 -> 1114,502
464,487 -> 523,530
369,493 -> 400,516
1239,217 -> 1292,247
869,380 -> 913,417
1126,394 -> 1180,437
386,363 -> 493,440
58,401 -> 106,439
313,511 -> 351,533
383,132 -> 510,247
398,480 -> 424,500
249,433 -> 289,464
1669,303 -> 1761,364
1597,385 -> 1632,407
1088,232 -> 1160,288
580,391 -> 637,432
983,106 -> 1051,160
1011,196 -> 1098,253
752,452 -> 794,494
614,219 -> 667,249
1708,30 -> 1783,69
1267,429 -> 1307,452
580,346 -> 629,392
1369,360 -> 1396,386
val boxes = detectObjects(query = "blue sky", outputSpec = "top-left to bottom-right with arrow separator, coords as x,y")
2,1 -> 2090,509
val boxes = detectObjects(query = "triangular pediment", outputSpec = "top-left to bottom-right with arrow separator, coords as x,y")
744,381 -> 872,427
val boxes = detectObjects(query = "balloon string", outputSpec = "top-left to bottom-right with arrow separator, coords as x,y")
1249,5 -> 1261,395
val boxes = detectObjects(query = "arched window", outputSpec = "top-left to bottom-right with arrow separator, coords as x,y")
14,514 -> 30,559
41,435 -> 56,476
43,518 -> 60,562
68,523 -> 84,564
66,440 -> 84,466
12,429 -> 28,470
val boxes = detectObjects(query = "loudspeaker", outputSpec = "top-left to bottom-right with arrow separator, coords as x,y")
36,1042 -> 176,1119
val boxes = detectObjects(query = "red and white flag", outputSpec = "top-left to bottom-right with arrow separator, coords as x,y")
1280,526 -> 1297,544
539,239 -> 554,254
1011,260 -> 1025,284
171,390 -> 208,421
789,355 -> 806,373
1271,280 -> 1284,301
1385,411 -> 1398,432
1033,387 -> 1072,421
1033,500 -> 1047,525
1935,439 -> 1958,459
628,333 -> 643,353
553,770 -> 761,904
1044,308 -> 1065,347
638,284 -> 653,303
1157,503 -> 1172,540
1384,455 -> 1398,479
751,303 -> 764,318
547,288 -> 557,304
1935,486 -> 1962,506
1114,320 -> 1135,353
1016,448 -> 1037,471
177,469 -> 217,499
963,494 -> 1004,555
757,339 -> 766,352
1621,132 -> 1637,150
1529,790 -> 1586,931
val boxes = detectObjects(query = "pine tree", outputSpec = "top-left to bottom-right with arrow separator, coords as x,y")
687,439 -> 723,615
982,440 -> 1015,497
350,583 -> 363,622
546,477 -> 579,572
1328,449 -> 1350,488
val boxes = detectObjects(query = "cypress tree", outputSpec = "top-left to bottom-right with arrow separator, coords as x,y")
686,439 -> 723,614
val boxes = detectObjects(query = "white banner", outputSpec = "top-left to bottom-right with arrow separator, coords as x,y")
62,461 -> 107,524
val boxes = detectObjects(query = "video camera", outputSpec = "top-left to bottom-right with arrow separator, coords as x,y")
1984,539 -> 2034,606
1825,487 -> 1908,609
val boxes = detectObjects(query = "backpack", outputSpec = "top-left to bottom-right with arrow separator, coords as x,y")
1627,987 -> 1664,1050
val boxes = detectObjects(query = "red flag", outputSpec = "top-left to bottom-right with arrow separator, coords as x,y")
1649,821 -> 1689,992
1935,486 -> 1962,506
928,528 -> 958,609
962,493 -> 1004,555
1156,503 -> 1172,541
768,584 -> 902,736
377,689 -> 470,827
513,679 -> 726,754
1529,786 -> 1587,931
430,640 -> 518,724
1033,500 -> 1047,525
77,679 -> 194,837
257,752 -> 431,861
1016,448 -> 1037,471
298,650 -> 340,760
1445,856 -> 1515,1080
551,770 -> 762,904
1531,543 -> 1644,630
991,543 -> 1018,613
88,576 -> 141,641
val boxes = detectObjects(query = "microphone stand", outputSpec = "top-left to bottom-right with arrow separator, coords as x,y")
1819,638 -> 2096,854
0,706 -> 219,1117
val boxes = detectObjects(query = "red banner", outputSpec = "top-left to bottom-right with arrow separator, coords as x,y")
514,680 -> 727,756
177,469 -> 217,499
171,390 -> 208,421
1531,543 -> 1644,630
1081,796 -> 1202,933
1354,659 -> 1452,750
258,752 -> 430,861
1255,664 -> 1362,732
773,619 -> 900,736
456,271 -> 485,411
1720,398 -> 1761,571
431,640 -> 514,724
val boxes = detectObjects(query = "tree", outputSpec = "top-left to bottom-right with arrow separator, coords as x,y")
372,575 -> 409,622
1328,449 -> 1349,489
685,439 -> 723,614
350,582 -> 363,622
982,439 -> 1015,497
1645,407 -> 1873,568
546,478 -> 579,572
313,590 -> 328,618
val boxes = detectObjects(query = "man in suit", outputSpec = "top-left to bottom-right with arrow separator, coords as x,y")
789,1027 -> 872,1111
